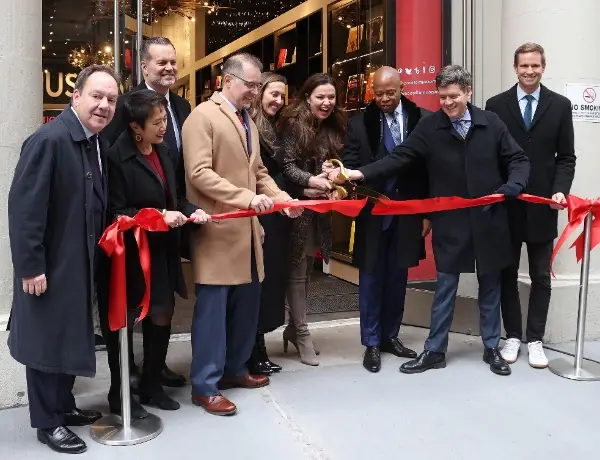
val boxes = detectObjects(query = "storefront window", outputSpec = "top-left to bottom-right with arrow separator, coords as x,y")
205,1 -> 307,55
329,0 -> 386,114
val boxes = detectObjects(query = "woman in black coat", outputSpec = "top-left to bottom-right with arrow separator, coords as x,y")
106,90 -> 210,416
247,72 -> 293,375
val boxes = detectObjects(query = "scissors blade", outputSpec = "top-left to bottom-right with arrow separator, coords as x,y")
347,182 -> 388,202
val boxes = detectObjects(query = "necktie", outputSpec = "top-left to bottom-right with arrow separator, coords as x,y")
453,119 -> 469,139
523,94 -> 534,131
88,135 -> 102,177
236,110 -> 249,153
164,102 -> 179,155
389,112 -> 403,146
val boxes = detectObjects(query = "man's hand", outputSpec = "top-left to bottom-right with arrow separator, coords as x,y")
250,194 -> 274,213
281,199 -> 303,218
23,274 -> 47,296
190,208 -> 212,224
550,192 -> 567,210
327,168 -> 364,184
422,219 -> 431,237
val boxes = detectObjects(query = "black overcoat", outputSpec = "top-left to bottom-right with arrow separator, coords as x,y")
7,107 -> 109,377
106,131 -> 197,312
104,82 -> 194,258
257,138 -> 293,333
342,97 -> 430,272
485,84 -> 576,243
360,103 -> 530,275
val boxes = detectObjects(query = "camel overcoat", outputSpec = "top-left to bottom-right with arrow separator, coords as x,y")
182,91 -> 291,285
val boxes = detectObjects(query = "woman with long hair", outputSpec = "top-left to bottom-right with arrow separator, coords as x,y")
246,72 -> 292,375
277,73 -> 347,366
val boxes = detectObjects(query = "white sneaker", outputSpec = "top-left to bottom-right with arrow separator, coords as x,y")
528,341 -> 549,368
501,338 -> 521,363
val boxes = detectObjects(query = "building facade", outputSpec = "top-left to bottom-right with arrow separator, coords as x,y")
0,0 -> 599,408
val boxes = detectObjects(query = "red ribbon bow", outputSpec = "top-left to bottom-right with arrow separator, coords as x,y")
551,195 -> 600,274
99,208 -> 169,331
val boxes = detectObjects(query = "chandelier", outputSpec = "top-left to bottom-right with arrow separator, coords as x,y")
68,43 -> 115,70
93,1 -> 231,22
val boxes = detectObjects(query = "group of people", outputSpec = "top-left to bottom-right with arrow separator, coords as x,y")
6,35 -> 574,455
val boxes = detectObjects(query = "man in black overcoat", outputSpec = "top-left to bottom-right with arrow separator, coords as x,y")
341,66 -> 430,372
104,36 -> 190,388
331,65 -> 530,376
485,42 -> 576,368
7,65 -> 119,454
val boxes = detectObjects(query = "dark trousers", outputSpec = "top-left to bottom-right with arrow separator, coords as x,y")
190,255 -> 261,396
358,224 -> 408,347
26,367 -> 76,429
424,271 -> 501,353
501,240 -> 553,342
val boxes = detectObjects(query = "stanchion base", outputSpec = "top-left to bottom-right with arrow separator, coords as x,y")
89,413 -> 163,446
548,357 -> 600,381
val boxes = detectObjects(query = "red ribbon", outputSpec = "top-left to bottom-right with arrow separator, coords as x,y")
371,193 -> 556,215
99,208 -> 169,331
101,193 -> 585,331
550,195 -> 600,274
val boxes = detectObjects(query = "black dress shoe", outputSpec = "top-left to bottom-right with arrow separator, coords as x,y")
267,360 -> 282,372
37,426 -> 87,454
247,359 -> 274,376
160,364 -> 186,387
400,350 -> 446,374
108,393 -> 149,419
483,348 -> 511,375
63,408 -> 102,426
380,338 -> 418,359
363,346 -> 381,372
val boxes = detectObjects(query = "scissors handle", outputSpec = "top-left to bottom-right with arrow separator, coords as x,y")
328,158 -> 349,183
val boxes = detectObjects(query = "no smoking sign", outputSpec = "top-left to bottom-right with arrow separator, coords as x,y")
565,83 -> 600,122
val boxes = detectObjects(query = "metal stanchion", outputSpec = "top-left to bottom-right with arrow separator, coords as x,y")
548,212 -> 600,381
90,326 -> 163,445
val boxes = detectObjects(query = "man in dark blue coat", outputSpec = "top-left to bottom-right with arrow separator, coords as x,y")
7,64 -> 119,454
341,66 -> 430,372
330,65 -> 530,376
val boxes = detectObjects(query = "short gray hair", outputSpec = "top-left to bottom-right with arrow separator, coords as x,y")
140,37 -> 175,62
222,52 -> 263,77
435,65 -> 472,91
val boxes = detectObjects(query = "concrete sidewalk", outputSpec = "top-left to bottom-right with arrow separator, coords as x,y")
1,320 -> 599,459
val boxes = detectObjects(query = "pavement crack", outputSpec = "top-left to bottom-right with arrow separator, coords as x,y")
261,388 -> 333,460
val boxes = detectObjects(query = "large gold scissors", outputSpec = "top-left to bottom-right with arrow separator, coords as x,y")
327,159 -> 389,202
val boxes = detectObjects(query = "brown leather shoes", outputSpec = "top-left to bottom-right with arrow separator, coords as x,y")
218,374 -> 270,390
191,393 -> 237,416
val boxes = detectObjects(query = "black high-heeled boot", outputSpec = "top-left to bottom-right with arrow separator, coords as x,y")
247,332 -> 273,376
138,322 -> 180,411
258,332 -> 282,372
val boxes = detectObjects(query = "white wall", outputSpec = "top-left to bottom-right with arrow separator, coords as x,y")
0,0 -> 43,408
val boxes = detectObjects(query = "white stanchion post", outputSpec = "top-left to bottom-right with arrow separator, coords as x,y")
548,212 -> 600,381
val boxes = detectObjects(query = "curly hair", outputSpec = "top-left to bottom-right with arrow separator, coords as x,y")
249,72 -> 287,151
276,73 -> 347,161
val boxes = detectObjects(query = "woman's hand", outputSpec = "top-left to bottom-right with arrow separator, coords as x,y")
308,172 -> 333,191
190,208 -> 212,224
163,210 -> 187,228
304,187 -> 328,198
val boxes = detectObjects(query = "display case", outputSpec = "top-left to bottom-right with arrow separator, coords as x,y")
194,10 -> 323,106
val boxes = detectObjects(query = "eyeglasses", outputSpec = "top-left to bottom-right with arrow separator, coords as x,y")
228,73 -> 262,91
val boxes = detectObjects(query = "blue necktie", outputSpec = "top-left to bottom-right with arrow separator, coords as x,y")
389,112 -> 403,146
523,94 -> 534,131
452,119 -> 469,139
